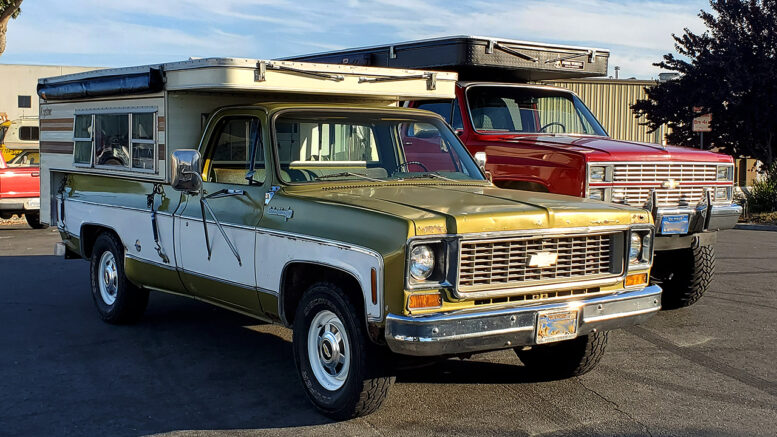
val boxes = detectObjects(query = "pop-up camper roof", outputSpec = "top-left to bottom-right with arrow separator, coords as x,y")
37,57 -> 458,102
283,35 -> 610,82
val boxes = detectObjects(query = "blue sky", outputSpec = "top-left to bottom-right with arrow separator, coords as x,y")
0,0 -> 710,79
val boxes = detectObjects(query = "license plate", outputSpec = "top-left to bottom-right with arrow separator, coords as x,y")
660,214 -> 689,235
536,310 -> 579,344
25,198 -> 40,209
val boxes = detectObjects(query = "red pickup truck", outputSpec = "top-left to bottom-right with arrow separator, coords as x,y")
287,36 -> 742,308
0,150 -> 44,228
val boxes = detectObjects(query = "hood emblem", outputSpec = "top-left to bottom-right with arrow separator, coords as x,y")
662,179 -> 680,189
528,251 -> 558,268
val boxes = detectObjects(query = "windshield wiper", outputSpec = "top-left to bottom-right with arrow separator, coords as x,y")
314,172 -> 383,182
401,172 -> 456,181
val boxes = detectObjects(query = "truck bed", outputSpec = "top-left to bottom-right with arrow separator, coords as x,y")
283,35 -> 610,82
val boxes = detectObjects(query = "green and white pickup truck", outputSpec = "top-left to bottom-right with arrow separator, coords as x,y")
39,58 -> 660,419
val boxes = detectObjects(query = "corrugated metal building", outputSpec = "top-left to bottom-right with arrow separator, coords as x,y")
543,79 -> 668,144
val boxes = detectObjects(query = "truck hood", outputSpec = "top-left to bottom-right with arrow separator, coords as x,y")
495,134 -> 733,163
288,183 -> 646,236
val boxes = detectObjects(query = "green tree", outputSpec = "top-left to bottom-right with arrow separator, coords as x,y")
0,0 -> 23,56
632,0 -> 777,166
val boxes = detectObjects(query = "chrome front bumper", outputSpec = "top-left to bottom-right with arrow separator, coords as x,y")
384,285 -> 661,356
655,204 -> 742,235
0,197 -> 39,211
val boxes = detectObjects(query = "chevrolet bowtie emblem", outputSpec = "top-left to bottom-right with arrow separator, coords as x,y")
528,251 -> 558,268
662,179 -> 680,189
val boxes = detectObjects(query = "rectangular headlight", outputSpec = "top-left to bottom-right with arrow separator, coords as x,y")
588,188 -> 605,201
715,186 -> 731,202
716,165 -> 733,181
589,166 -> 607,182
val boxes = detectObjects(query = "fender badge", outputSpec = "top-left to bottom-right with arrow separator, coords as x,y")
267,207 -> 293,221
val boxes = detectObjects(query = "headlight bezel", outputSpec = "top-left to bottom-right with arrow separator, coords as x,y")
628,227 -> 654,269
716,164 -> 734,182
405,238 -> 455,290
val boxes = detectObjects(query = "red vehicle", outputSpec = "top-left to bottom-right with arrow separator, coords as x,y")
0,150 -> 44,228
288,36 -> 742,308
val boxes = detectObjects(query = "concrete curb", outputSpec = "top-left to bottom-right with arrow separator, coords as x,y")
734,223 -> 777,231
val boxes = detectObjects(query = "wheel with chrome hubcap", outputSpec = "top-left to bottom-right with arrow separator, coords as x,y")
293,282 -> 394,419
90,232 -> 149,324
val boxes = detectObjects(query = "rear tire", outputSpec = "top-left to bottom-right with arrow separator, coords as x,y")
515,331 -> 608,378
89,232 -> 149,324
653,245 -> 715,309
292,282 -> 394,420
25,212 -> 47,229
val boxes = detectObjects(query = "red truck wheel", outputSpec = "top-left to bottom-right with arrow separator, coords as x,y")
653,245 -> 715,309
25,213 -> 47,229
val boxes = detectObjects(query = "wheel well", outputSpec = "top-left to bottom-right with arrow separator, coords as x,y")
80,224 -> 121,259
281,262 -> 365,327
495,180 -> 550,192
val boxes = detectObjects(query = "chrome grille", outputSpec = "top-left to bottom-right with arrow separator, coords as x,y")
608,163 -> 721,207
458,234 -> 615,292
612,163 -> 717,183
612,186 -> 706,207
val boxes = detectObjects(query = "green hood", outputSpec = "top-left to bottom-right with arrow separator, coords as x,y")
286,182 -> 647,236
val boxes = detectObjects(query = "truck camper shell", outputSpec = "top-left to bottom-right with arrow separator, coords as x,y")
37,57 -> 457,223
283,35 -> 610,82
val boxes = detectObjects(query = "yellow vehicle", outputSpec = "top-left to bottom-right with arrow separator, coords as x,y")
40,58 -> 660,419
0,116 -> 40,162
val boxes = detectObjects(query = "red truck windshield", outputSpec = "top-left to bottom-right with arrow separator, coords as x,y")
466,85 -> 607,136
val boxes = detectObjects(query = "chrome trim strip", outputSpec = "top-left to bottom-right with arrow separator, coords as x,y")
125,253 -> 177,271
582,306 -> 658,323
452,276 -> 624,300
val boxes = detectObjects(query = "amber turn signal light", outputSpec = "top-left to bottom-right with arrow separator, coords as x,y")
625,273 -> 648,287
408,293 -> 442,310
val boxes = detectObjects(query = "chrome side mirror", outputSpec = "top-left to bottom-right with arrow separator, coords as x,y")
474,151 -> 487,171
171,149 -> 202,193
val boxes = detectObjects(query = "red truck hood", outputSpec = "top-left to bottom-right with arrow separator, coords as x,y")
495,134 -> 733,163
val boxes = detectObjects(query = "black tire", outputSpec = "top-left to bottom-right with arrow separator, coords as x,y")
25,212 -> 47,229
89,232 -> 149,324
652,244 -> 715,309
292,282 -> 394,420
515,331 -> 608,378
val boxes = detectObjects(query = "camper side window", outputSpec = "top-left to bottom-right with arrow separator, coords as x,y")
72,111 -> 158,173
73,115 -> 93,165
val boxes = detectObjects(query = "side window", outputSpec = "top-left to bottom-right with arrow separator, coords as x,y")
207,116 -> 265,185
95,114 -> 129,168
19,126 -> 39,141
72,111 -> 159,172
73,115 -> 93,165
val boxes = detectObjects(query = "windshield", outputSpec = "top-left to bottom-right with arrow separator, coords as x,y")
274,111 -> 485,183
7,150 -> 40,167
466,86 -> 607,136
0,125 -> 7,144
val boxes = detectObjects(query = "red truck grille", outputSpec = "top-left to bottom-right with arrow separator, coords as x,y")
609,163 -> 722,207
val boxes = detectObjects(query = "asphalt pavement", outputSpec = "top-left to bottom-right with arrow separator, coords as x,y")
1,225 -> 775,436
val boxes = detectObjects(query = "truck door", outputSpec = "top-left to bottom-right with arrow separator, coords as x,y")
174,112 -> 268,316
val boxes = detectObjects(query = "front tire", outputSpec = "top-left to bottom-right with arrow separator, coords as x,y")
90,232 -> 149,324
292,282 -> 394,420
653,245 -> 715,309
515,331 -> 608,378
25,212 -> 46,229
